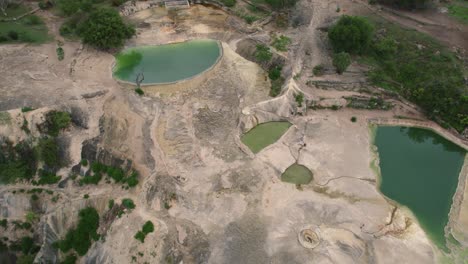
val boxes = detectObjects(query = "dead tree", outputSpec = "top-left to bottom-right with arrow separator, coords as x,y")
135,70 -> 144,89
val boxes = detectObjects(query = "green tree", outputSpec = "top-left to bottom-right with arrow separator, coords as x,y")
78,8 -> 135,50
332,52 -> 351,74
328,16 -> 374,54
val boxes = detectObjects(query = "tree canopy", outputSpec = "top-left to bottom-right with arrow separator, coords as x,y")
328,16 -> 374,54
78,8 -> 135,50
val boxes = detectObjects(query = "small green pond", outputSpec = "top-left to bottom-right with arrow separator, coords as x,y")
374,126 -> 466,250
281,164 -> 313,185
113,39 -> 221,84
241,122 -> 292,154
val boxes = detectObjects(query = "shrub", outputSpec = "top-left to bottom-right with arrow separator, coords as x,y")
38,169 -> 61,185
268,65 -> 282,81
332,52 -> 351,74
135,88 -> 144,95
351,116 -> 357,122
57,47 -> 65,61
81,159 -> 88,166
125,171 -> 139,187
84,194 -> 89,199
312,65 -> 324,76
142,221 -> 154,234
43,111 -> 71,137
295,92 -> 304,107
24,15 -> 43,25
111,0 -> 128,6
8,31 -> 19,40
255,44 -> 272,62
220,0 -> 236,7
122,198 -> 135,210
20,236 -> 35,254
328,16 -> 373,54
21,107 -> 35,112
134,231 -> 145,243
78,8 -> 135,50
0,35 -> 8,42
108,199 -> 114,209
271,35 -> 291,52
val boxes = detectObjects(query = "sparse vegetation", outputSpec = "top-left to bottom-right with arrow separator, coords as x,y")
38,137 -> 60,168
0,139 -> 38,184
312,65 -> 325,76
362,17 -> 467,131
0,4 -> 50,44
21,107 -> 35,113
271,35 -> 291,52
255,44 -> 273,62
42,111 -> 71,137
448,2 -> 468,23
295,92 -> 304,107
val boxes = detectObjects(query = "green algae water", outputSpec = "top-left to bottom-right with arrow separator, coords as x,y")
375,126 -> 466,250
241,122 -> 291,154
113,40 -> 221,84
281,164 -> 313,185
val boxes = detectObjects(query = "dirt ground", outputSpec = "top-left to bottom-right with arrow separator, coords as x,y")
0,0 -> 467,263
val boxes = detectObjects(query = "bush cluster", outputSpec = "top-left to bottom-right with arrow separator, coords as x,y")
55,207 -> 100,256
79,161 -> 139,187
134,221 -> 154,243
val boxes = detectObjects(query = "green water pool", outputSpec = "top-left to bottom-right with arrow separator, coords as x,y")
241,122 -> 292,154
113,40 -> 221,84
281,164 -> 313,185
374,126 -> 466,250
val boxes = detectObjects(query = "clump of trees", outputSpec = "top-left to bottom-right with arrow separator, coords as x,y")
56,0 -> 135,50
78,161 -> 139,187
328,15 -> 374,54
134,221 -> 154,243
327,15 -> 467,132
78,8 -> 135,50
54,207 -> 100,256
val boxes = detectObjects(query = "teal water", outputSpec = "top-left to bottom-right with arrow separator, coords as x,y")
375,126 -> 466,250
113,40 -> 221,84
